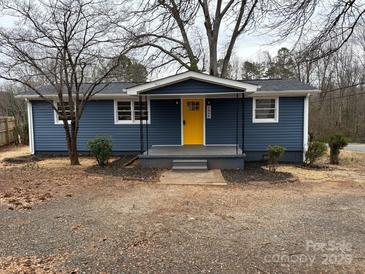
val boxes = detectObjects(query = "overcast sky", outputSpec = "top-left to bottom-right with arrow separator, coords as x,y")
0,10 -> 294,83
0,11 -> 293,59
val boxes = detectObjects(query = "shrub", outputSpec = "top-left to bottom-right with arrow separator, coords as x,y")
305,141 -> 327,165
87,136 -> 112,167
328,134 -> 348,164
267,145 -> 285,172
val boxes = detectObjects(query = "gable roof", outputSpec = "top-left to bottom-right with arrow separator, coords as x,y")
125,71 -> 258,95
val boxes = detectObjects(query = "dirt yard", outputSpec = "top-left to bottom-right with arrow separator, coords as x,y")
0,145 -> 364,273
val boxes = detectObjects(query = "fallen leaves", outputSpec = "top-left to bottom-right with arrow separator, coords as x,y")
0,256 -> 63,274
0,187 -> 53,210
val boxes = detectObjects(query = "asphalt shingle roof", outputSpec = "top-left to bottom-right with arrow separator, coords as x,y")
19,78 -> 317,96
21,82 -> 138,96
240,79 -> 317,91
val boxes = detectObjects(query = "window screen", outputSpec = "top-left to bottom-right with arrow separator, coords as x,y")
134,101 -> 148,121
115,100 -> 149,123
56,101 -> 72,121
117,101 -> 132,121
255,98 -> 276,119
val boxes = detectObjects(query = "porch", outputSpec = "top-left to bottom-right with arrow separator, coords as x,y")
131,73 -> 256,170
139,145 -> 245,169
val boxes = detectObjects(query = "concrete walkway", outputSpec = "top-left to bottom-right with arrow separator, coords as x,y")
158,169 -> 227,186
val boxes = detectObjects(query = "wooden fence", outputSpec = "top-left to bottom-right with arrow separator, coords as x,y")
0,117 -> 16,147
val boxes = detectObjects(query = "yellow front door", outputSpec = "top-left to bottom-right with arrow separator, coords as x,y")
183,98 -> 204,145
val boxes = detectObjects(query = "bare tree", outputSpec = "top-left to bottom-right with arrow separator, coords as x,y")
119,0 -> 363,77
118,0 -> 202,73
120,0 -> 286,77
305,0 -> 365,60
0,0 -> 131,165
199,0 -> 262,77
275,0 -> 365,61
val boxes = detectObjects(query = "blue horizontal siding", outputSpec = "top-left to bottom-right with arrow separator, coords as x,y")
245,151 -> 303,163
32,99 -> 181,152
205,98 -> 242,145
31,89 -> 304,164
143,79 -> 238,95
245,97 -> 304,151
206,97 -> 304,152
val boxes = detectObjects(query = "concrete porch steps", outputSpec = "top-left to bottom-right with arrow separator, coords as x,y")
158,169 -> 227,186
172,159 -> 208,170
140,145 -> 245,169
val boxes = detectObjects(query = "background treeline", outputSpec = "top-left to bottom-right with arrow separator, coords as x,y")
223,45 -> 365,143
0,0 -> 364,151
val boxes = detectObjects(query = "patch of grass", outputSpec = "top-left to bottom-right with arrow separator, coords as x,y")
340,151 -> 365,168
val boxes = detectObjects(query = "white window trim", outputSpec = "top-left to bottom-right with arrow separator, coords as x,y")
54,101 -> 72,125
114,99 -> 151,125
252,97 -> 279,123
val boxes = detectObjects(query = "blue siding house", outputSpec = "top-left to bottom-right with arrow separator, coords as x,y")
22,71 -> 319,169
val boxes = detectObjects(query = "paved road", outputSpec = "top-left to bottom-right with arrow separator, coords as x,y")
345,143 -> 365,153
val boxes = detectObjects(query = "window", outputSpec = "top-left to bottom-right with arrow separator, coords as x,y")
253,98 -> 279,123
187,101 -> 200,111
114,100 -> 150,124
117,101 -> 132,121
134,101 -> 148,121
54,101 -> 73,124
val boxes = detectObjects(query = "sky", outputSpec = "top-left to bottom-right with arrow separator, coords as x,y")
0,10 -> 293,59
0,8 -> 295,83
234,35 -> 293,61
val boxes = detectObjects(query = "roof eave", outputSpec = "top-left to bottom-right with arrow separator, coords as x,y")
15,93 -> 132,100
248,89 -> 321,97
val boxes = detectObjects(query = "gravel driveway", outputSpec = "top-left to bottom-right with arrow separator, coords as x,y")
0,180 -> 364,273
0,146 -> 364,273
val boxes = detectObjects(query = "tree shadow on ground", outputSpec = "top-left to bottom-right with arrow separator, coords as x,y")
2,155 -> 41,164
221,162 -> 296,184
85,155 -> 162,182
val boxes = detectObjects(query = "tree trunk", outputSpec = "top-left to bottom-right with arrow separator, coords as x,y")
209,40 -> 218,76
330,150 -> 339,164
64,122 -> 80,165
69,141 -> 80,165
